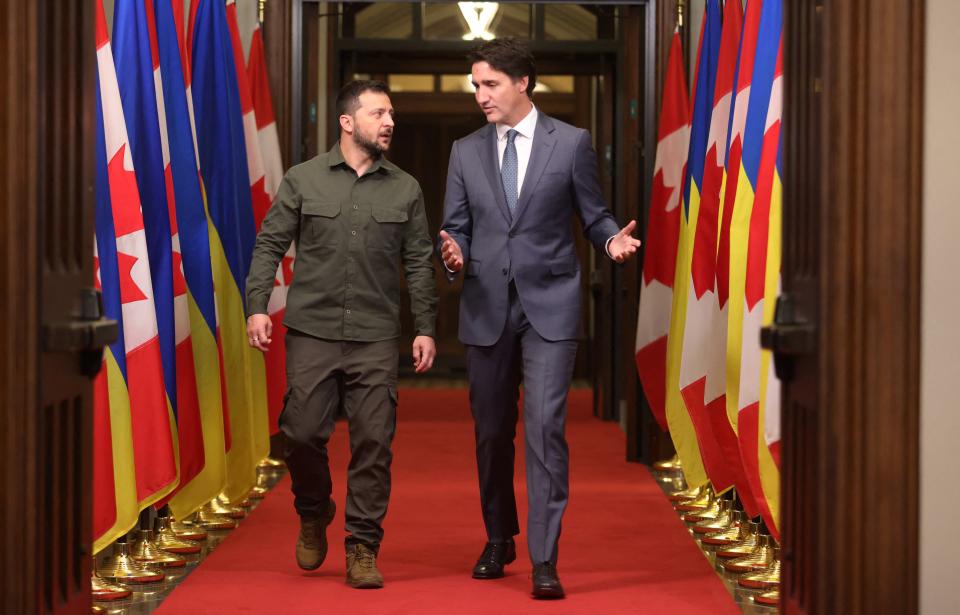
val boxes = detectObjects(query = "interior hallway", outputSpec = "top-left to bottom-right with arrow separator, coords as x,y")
155,388 -> 738,614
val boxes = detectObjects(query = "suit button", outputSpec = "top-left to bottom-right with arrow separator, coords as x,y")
501,268 -> 508,275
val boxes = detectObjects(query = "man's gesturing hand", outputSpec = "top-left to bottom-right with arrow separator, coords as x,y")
246,314 -> 272,352
439,230 -> 463,273
609,220 -> 642,263
412,336 -> 436,374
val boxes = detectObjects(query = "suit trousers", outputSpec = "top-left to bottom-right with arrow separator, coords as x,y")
279,330 -> 398,550
466,283 -> 578,565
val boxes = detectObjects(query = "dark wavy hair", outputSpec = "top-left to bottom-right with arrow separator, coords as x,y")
467,38 -> 537,99
335,79 -> 391,117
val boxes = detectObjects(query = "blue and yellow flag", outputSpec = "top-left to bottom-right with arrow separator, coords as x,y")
189,0 -> 269,500
153,0 -> 229,518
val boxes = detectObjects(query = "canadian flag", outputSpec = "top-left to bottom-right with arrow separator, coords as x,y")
248,21 -> 292,436
226,3 -> 289,436
94,0 -> 177,520
635,29 -> 689,431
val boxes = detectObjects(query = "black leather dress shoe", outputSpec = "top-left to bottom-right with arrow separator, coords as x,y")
471,538 -> 517,579
532,562 -> 565,599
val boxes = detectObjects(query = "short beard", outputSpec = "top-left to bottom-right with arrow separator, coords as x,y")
353,130 -> 387,157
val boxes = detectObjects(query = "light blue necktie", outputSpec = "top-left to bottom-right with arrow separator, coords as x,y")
501,129 -> 519,214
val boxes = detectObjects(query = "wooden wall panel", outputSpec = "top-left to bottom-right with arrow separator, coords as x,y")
2,2 -> 95,613
780,1 -> 923,613
264,0 -> 294,164
1,0 -> 40,608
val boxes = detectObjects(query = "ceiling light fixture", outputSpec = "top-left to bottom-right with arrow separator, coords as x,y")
458,2 -> 499,41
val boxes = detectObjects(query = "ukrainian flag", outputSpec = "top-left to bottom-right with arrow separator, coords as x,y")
189,0 -> 269,501
154,0 -> 229,518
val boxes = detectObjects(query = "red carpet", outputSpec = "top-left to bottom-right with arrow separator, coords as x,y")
157,389 -> 739,614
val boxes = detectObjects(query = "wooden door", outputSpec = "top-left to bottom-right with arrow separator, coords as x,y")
1,2 -> 113,613
774,1 -> 923,613
590,60 -> 618,420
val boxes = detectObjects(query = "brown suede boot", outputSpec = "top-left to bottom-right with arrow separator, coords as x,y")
345,543 -> 384,589
295,500 -> 336,571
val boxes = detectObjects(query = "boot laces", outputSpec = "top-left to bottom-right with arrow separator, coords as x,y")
354,545 -> 376,571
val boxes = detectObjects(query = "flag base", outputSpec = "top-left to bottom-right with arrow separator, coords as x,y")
210,495 -> 246,519
702,511 -> 748,545
91,559 -> 132,601
690,498 -> 733,528
683,494 -> 724,522
666,481 -> 699,501
130,529 -> 187,568
739,550 -> 781,589
755,588 -> 780,606
195,506 -> 238,531
722,533 -> 775,572
248,466 -> 276,499
167,515 -> 208,541
98,542 -> 165,583
652,453 -> 682,471
220,493 -> 254,508
675,485 -> 714,511
257,456 -> 286,471
716,520 -> 761,558
153,516 -> 203,554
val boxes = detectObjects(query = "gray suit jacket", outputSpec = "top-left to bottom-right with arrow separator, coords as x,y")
440,112 -> 620,346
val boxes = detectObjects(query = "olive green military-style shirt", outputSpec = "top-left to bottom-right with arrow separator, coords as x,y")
245,142 -> 437,342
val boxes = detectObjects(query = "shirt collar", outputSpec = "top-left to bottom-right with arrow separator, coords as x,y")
496,104 -> 538,142
328,141 -> 388,175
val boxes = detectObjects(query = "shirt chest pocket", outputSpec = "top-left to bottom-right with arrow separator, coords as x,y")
368,206 -> 408,253
301,200 -> 341,248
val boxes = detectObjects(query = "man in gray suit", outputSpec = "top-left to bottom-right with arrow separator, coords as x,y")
438,39 -> 640,599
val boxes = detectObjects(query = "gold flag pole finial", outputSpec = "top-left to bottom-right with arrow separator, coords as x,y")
258,0 -> 267,25
677,0 -> 685,28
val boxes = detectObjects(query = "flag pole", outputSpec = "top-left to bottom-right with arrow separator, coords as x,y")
258,0 -> 266,25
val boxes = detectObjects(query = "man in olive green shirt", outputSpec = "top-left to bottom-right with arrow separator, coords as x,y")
245,80 -> 437,589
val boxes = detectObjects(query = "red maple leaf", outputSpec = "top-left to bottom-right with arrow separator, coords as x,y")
282,255 -> 295,285
250,176 -> 271,231
642,169 -> 681,287
116,250 -> 148,304
107,144 -> 145,237
171,248 -> 188,297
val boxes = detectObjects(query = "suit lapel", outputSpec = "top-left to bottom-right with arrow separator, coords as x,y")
512,113 -> 557,229
476,124 -> 512,225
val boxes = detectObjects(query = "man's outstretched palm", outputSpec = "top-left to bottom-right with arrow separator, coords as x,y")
609,220 -> 641,263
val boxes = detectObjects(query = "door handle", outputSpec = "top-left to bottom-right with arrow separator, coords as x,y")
43,288 -> 118,378
759,293 -> 816,382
